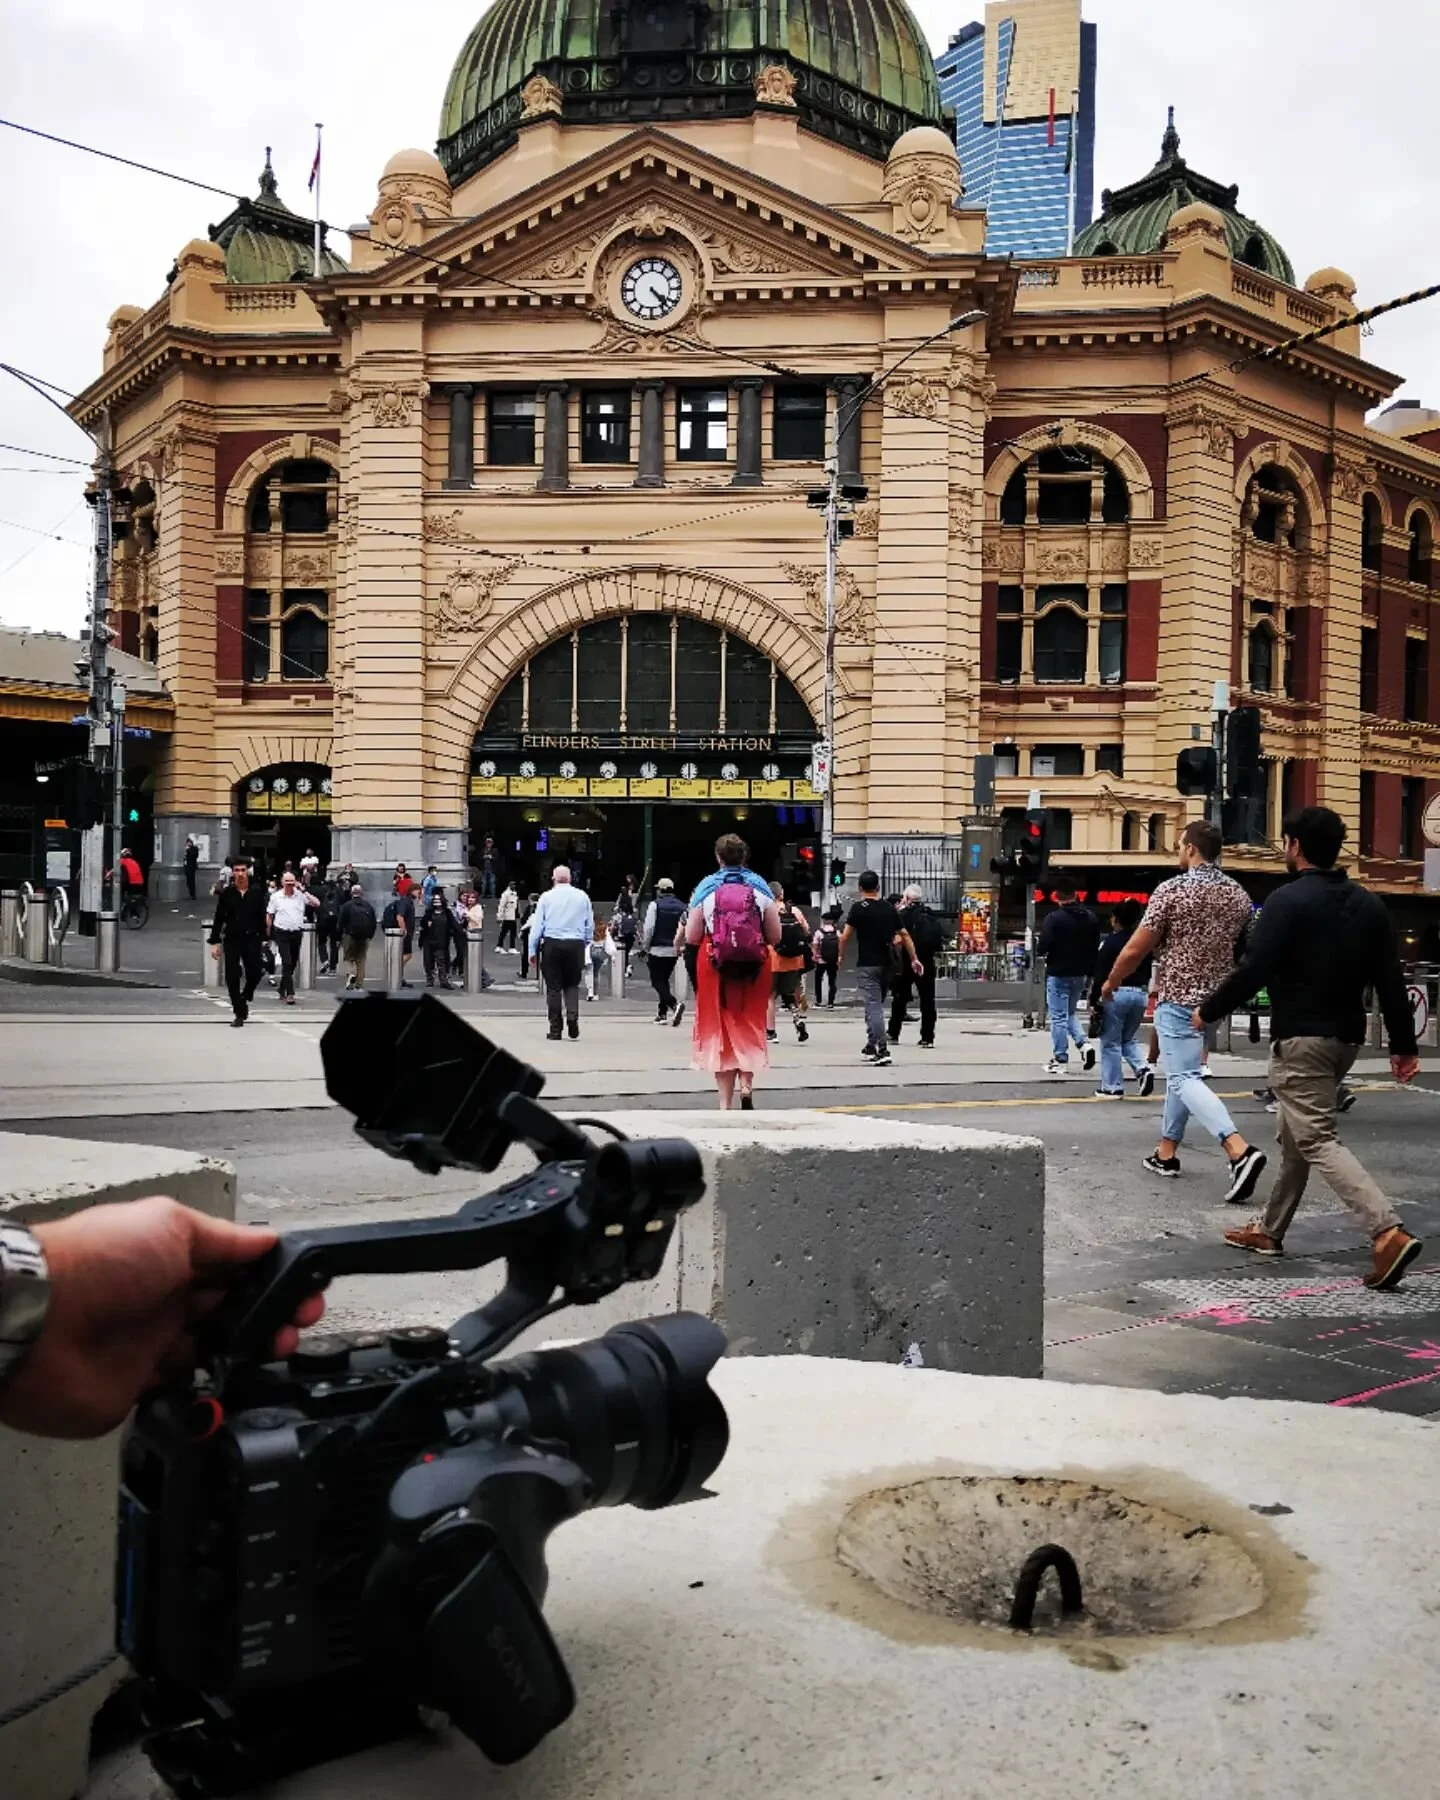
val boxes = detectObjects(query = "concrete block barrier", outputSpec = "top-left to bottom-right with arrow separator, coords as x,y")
0,1134 -> 236,1800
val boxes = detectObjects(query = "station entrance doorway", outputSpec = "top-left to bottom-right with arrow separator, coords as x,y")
235,762 -> 332,881
468,614 -> 821,903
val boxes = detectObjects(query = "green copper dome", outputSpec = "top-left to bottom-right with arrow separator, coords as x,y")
438,0 -> 945,182
208,153 -> 348,285
1073,110 -> 1294,285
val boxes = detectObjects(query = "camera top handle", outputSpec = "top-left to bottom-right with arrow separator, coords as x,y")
199,995 -> 705,1368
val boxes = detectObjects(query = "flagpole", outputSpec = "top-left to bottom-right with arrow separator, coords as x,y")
311,123 -> 323,278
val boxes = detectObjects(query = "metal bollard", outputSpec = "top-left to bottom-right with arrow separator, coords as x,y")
23,889 -> 50,963
0,889 -> 17,958
202,928 -> 222,988
383,927 -> 405,992
95,911 -> 120,974
465,927 -> 485,994
297,922 -> 317,991
608,949 -> 626,998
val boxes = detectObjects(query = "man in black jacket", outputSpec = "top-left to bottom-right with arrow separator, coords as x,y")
1037,877 -> 1099,1076
889,886 -> 943,1049
1198,806 -> 1422,1290
208,856 -> 267,1026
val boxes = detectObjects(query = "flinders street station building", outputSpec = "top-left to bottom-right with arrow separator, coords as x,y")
71,0 -> 1440,919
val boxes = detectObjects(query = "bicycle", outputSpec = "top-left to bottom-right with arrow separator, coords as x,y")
120,891 -> 149,930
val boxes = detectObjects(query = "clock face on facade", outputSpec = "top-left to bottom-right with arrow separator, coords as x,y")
621,257 -> 683,322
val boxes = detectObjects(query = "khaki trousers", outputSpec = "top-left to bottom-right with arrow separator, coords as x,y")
1260,1037 -> 1398,1242
342,935 -> 368,987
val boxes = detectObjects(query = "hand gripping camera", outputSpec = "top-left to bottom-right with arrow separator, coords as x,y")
116,993 -> 729,1798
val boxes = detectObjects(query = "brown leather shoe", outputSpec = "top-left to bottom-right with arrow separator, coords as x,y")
1224,1224 -> 1282,1257
1366,1227 -> 1423,1291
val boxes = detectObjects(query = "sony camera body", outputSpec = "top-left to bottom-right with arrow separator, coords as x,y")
116,994 -> 729,1798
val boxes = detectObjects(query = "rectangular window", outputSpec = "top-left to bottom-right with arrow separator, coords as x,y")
677,388 -> 728,461
1097,743 -> 1124,776
1048,807 -> 1074,850
1030,744 -> 1084,778
1121,812 -> 1137,851
772,384 -> 827,461
1359,771 -> 1376,857
626,615 -> 672,734
1401,777 -> 1422,860
992,743 -> 1019,778
673,617 -> 721,730
1099,584 -> 1127,685
280,610 -> 328,682
1360,627 -> 1379,713
997,586 -> 1022,614
1405,636 -> 1428,723
994,620 -> 1022,684
580,390 -> 632,464
244,590 -> 270,683
527,635 -> 573,733
487,392 -> 537,465
724,636 -> 771,732
576,617 -> 621,732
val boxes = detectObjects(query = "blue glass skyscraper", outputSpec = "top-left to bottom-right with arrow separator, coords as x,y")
937,2 -> 1096,258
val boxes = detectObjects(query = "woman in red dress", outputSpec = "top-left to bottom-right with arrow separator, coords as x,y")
686,834 -> 782,1110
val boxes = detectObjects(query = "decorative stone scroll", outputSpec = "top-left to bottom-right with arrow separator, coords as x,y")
434,560 -> 520,637
780,559 -> 875,645
755,64 -> 797,107
520,75 -> 564,119
424,509 -> 480,546
1334,459 -> 1381,505
362,384 -> 422,428
887,374 -> 947,420
1169,402 -> 1241,461
981,537 -> 1025,573
852,502 -> 880,540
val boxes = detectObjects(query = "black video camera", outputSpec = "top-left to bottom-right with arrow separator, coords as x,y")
116,993 -> 728,1798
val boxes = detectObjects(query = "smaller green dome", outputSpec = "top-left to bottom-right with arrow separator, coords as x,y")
208,152 -> 348,285
1073,110 -> 1294,285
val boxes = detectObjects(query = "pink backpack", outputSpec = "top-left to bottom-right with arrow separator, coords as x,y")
709,874 -> 766,969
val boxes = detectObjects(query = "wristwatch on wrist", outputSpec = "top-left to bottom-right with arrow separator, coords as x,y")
0,1223 -> 51,1387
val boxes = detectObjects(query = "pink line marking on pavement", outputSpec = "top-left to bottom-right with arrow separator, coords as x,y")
1329,1369 -> 1440,1407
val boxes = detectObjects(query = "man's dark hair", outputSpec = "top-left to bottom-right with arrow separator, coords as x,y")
1182,819 -> 1222,862
858,869 -> 880,892
1053,875 -> 1077,901
228,854 -> 249,869
1282,805 -> 1346,869
714,832 -> 748,867
1114,898 -> 1145,931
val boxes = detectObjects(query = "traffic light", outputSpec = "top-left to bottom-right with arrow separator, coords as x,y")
127,805 -> 140,824
1018,808 -> 1050,882
1227,705 -> 1264,800
829,857 -> 846,888
1176,746 -> 1218,797
64,760 -> 106,831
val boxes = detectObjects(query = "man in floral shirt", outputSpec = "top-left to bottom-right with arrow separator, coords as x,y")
1102,819 -> 1267,1203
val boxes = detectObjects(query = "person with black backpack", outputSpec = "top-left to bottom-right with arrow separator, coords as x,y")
336,883 -> 377,990
812,906 -> 841,1007
640,878 -> 688,1024
768,883 -> 811,1045
890,885 -> 944,1048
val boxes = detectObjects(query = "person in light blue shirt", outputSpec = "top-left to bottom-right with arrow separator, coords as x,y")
527,867 -> 595,1040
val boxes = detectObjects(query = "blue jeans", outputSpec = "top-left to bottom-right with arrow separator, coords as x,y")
1046,974 -> 1088,1061
1155,1001 -> 1237,1146
856,966 -> 888,1052
1100,987 -> 1148,1090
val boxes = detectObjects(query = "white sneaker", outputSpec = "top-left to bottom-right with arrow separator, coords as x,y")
1081,1043 -> 1097,1072
1045,1058 -> 1069,1076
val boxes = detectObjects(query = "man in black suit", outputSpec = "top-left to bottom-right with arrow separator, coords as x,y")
208,856 -> 267,1026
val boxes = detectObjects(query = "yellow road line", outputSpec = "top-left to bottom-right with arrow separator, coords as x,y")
818,1090 -> 1258,1115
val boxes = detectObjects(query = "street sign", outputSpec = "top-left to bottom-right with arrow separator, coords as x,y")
1408,984 -> 1429,1042
810,741 -> 832,795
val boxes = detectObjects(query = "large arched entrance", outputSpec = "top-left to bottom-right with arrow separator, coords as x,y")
469,614 -> 820,898
235,762 -> 332,880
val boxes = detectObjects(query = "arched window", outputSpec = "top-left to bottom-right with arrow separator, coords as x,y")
1361,493 -> 1383,572
1244,463 -> 1305,550
1000,468 -> 1027,525
1240,234 -> 1269,272
130,478 -> 158,554
280,595 -> 329,681
476,616 -> 814,739
1033,592 -> 1087,684
244,459 -> 337,685
1031,448 -> 1130,525
1409,510 -> 1434,586
1247,624 -> 1274,694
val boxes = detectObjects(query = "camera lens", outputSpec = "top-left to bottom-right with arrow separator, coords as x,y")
482,1313 -> 728,1513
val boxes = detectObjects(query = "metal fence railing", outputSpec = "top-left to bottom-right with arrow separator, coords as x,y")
879,845 -> 968,916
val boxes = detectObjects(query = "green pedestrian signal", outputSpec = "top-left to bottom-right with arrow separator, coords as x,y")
127,806 -> 140,823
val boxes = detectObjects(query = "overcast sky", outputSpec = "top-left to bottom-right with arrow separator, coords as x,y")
1,0 -> 1434,635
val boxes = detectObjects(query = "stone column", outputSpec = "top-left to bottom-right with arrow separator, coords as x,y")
538,384 -> 570,491
1322,459 -> 1376,839
834,375 -> 867,485
151,419 -> 228,900
635,380 -> 666,488
731,378 -> 764,487
440,384 -> 475,489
